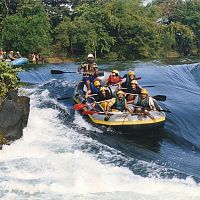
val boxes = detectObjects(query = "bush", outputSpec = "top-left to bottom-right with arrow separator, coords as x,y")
0,62 -> 22,97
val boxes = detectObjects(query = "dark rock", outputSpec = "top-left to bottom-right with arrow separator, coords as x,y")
0,91 -> 30,142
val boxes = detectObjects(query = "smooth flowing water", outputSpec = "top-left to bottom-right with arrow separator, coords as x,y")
0,61 -> 200,199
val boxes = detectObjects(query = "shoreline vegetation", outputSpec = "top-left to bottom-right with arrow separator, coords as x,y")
1,0 -> 200,62
42,53 -> 199,65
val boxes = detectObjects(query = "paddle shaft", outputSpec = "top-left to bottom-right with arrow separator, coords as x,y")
57,93 -> 98,101
134,105 -> 170,113
125,93 -> 166,101
51,69 -> 103,75
73,98 -> 112,110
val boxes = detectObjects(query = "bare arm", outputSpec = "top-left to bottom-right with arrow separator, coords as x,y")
125,104 -> 133,113
149,97 -> 157,110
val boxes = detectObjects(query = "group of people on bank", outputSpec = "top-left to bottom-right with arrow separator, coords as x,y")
78,53 -> 158,118
0,49 -> 21,62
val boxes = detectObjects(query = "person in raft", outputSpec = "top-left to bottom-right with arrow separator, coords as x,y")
105,90 -> 132,115
121,70 -> 138,90
125,80 -> 142,101
106,70 -> 122,86
133,88 -> 157,115
78,53 -> 99,93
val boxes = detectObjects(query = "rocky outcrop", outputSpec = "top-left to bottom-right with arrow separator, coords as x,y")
0,90 -> 30,146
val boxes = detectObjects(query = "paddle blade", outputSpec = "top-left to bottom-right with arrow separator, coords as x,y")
135,77 -> 141,80
82,110 -> 99,115
51,70 -> 64,74
57,96 -> 71,100
73,103 -> 87,110
159,109 -> 171,113
142,85 -> 155,88
153,95 -> 166,101
51,70 -> 77,74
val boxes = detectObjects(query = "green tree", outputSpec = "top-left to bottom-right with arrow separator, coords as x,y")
101,0 -> 161,59
2,0 -> 52,55
54,16 -> 97,56
158,22 -> 195,56
175,0 -> 200,51
74,2 -> 115,56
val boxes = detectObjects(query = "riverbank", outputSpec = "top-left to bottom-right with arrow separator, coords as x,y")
44,57 -> 79,64
41,55 -> 200,65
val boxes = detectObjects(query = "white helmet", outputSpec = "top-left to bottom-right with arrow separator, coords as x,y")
87,54 -> 94,58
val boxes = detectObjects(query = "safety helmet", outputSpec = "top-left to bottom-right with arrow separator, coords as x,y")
94,80 -> 101,87
141,88 -> 148,95
87,54 -> 94,58
131,80 -> 138,85
112,70 -> 119,75
117,90 -> 124,96
128,71 -> 135,76
100,86 -> 106,91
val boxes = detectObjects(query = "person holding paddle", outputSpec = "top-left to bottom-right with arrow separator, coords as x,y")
133,88 -> 157,118
88,80 -> 102,95
124,80 -> 142,102
105,90 -> 132,115
78,53 -> 99,93
106,70 -> 122,86
121,70 -> 140,89
93,86 -> 112,110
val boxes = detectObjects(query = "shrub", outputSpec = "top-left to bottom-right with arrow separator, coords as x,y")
0,62 -> 22,97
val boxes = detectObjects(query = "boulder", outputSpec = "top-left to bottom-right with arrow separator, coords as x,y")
0,89 -> 30,145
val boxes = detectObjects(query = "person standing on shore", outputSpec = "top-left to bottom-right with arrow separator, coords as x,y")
0,49 -> 5,62
31,53 -> 36,64
15,51 -> 21,58
36,53 -> 39,64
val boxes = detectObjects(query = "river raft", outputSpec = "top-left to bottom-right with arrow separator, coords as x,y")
73,75 -> 166,131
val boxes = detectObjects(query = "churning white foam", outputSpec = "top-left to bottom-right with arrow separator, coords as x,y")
0,87 -> 200,199
73,112 -> 102,133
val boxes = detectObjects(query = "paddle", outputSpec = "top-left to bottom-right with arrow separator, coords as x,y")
51,70 -> 78,74
157,109 -> 171,113
82,110 -> 108,115
51,70 -> 104,76
152,95 -> 166,102
57,96 -> 71,100
134,105 -> 171,113
73,99 -> 112,110
82,110 -> 123,115
57,93 -> 97,101
142,85 -> 155,88
125,93 -> 167,102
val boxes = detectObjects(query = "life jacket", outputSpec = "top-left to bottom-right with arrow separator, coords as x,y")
97,90 -> 112,101
107,75 -> 122,85
122,74 -> 136,90
81,63 -> 98,74
127,86 -> 141,94
90,83 -> 100,94
112,96 -> 126,112
137,95 -> 150,109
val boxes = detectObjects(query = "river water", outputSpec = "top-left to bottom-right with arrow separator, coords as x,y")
0,61 -> 200,199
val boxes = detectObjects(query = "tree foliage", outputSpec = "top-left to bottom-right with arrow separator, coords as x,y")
0,62 -> 22,97
2,0 -> 52,54
0,0 -> 200,59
